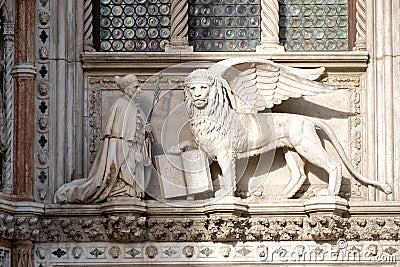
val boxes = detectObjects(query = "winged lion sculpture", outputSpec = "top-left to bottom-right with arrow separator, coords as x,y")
172,58 -> 391,199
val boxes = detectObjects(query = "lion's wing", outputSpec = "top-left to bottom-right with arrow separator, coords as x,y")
209,58 -> 337,112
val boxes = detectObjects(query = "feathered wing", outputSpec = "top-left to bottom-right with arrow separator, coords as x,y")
208,58 -> 337,113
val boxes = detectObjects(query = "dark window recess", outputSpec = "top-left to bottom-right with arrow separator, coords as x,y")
278,0 -> 350,51
188,0 -> 261,52
97,0 -> 171,52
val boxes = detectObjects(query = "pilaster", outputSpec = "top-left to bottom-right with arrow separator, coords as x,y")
365,0 -> 398,201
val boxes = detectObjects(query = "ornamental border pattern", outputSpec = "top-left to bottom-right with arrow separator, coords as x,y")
34,241 -> 399,265
0,0 -> 15,194
322,73 -> 363,199
35,0 -> 51,202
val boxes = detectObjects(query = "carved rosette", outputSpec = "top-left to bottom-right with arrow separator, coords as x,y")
35,0 -> 51,201
257,0 -> 284,52
83,0 -> 95,51
354,0 -> 367,51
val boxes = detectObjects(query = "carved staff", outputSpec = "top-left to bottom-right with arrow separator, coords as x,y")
133,72 -> 163,175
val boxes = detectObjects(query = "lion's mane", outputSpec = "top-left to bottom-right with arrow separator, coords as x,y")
184,69 -> 248,156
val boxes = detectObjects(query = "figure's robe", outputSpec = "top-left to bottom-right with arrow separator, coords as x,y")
55,95 -> 152,203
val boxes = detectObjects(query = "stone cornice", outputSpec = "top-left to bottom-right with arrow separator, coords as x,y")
1,197 -> 400,218
1,197 -> 400,242
82,51 -> 369,71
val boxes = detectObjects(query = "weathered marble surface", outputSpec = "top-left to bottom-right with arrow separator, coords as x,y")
179,58 -> 390,199
55,75 -> 152,203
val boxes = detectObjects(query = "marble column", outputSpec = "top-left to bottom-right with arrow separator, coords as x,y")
11,0 -> 36,200
1,23 -> 15,194
256,0 -> 284,52
354,0 -> 367,50
83,0 -> 95,51
165,0 -> 193,52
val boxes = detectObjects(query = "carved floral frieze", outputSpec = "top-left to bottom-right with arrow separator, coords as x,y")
1,212 -> 399,243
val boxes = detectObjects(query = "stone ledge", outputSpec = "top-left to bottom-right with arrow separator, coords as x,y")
1,197 -> 400,217
82,51 -> 369,71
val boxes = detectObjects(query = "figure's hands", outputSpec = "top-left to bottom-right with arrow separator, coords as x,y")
167,141 -> 197,155
135,152 -> 143,162
144,123 -> 152,133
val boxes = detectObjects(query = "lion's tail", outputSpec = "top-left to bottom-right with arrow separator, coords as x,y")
312,119 -> 392,194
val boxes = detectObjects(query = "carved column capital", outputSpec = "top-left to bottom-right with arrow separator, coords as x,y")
12,241 -> 33,267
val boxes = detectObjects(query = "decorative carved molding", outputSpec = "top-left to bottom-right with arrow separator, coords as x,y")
35,1 -> 51,202
1,210 -> 400,243
83,0 -> 95,52
257,0 -> 284,52
322,75 -> 363,198
1,22 -> 14,194
354,0 -> 367,51
87,77 -> 117,162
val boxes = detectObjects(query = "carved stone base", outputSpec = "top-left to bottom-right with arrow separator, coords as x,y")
204,196 -> 248,217
256,42 -> 285,53
102,197 -> 146,215
164,42 -> 193,53
303,196 -> 349,217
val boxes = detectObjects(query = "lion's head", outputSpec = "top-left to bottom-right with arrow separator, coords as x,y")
184,69 -> 234,119
185,69 -> 217,109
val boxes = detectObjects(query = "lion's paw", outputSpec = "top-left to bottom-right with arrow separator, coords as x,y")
166,145 -> 182,155
315,188 -> 332,197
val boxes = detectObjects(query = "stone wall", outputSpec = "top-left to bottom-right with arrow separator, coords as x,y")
0,0 -> 399,266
